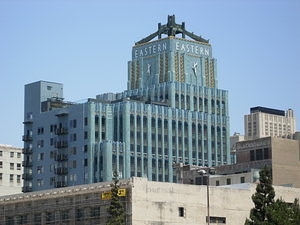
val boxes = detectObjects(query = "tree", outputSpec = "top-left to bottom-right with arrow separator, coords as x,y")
265,198 -> 300,225
245,167 -> 275,225
245,167 -> 300,225
106,171 -> 126,225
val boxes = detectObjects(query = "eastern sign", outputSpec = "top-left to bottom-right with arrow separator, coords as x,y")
133,39 -> 211,59
134,42 -> 168,58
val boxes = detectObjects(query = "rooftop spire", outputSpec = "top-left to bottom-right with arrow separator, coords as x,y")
135,15 -> 209,45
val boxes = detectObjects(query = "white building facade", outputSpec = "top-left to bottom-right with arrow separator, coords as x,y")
0,145 -> 23,196
244,107 -> 296,140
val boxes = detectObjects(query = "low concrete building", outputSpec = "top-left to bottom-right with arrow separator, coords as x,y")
235,136 -> 300,188
0,144 -> 23,196
0,177 -> 299,225
181,136 -> 300,188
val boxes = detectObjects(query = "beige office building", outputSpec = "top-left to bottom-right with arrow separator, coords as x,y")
0,177 -> 299,225
244,107 -> 296,140
0,145 -> 23,196
180,136 -> 300,188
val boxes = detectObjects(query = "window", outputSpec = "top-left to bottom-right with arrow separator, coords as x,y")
0,161 -> 2,168
37,179 -> 43,187
250,150 -> 255,161
0,151 -> 2,156
84,117 -> 88,126
47,85 -> 52,90
90,207 -> 100,217
256,149 -> 263,160
10,174 -> 14,182
71,133 -> 77,141
10,163 -> 14,170
84,159 -> 88,166
50,164 -> 54,172
37,166 -> 43,174
216,180 -> 220,186
46,212 -> 55,222
70,119 -> 77,129
84,145 -> 88,152
0,173 -> 2,180
71,147 -> 77,155
61,210 -> 69,220
226,178 -> 231,185
38,153 -> 44,161
84,131 -> 88,139
76,208 -> 84,220
264,148 -> 269,159
10,152 -> 14,158
34,213 -> 41,223
17,175 -> 21,183
208,216 -> 226,224
50,177 -> 55,185
37,140 -> 44,148
37,127 -> 44,135
240,177 -> 245,183
178,207 -> 185,217
72,160 -> 77,168
17,152 -> 21,158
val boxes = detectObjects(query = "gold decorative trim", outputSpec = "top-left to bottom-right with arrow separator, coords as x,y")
133,36 -> 211,48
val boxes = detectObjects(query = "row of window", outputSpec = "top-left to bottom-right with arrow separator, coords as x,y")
178,207 -> 226,223
0,151 -> 21,158
0,162 -> 22,170
37,116 -> 105,137
0,173 -> 21,183
195,176 -> 245,186
4,206 -> 101,225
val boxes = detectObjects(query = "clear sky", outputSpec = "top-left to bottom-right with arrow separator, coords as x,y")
0,0 -> 299,147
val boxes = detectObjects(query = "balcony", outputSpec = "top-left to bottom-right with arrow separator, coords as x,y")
54,167 -> 68,175
54,154 -> 68,161
22,147 -> 33,154
54,181 -> 67,188
22,160 -> 33,167
55,141 -> 68,149
55,127 -> 68,135
22,173 -> 33,180
22,134 -> 33,142
22,186 -> 33,192
23,120 -> 33,125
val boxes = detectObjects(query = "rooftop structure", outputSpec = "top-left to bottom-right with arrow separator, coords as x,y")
250,106 -> 285,116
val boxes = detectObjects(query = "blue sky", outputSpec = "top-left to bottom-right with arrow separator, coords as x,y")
0,0 -> 299,147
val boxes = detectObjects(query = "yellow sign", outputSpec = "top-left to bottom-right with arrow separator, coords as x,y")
101,189 -> 127,200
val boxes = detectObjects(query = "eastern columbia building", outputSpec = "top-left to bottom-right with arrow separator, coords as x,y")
22,15 -> 230,192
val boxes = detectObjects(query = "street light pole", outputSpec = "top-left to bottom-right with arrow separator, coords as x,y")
207,172 -> 210,225
198,168 -> 214,225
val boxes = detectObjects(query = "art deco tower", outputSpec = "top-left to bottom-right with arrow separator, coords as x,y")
22,15 -> 230,192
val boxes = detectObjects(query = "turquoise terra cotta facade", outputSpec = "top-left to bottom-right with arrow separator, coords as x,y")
23,17 -> 230,192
